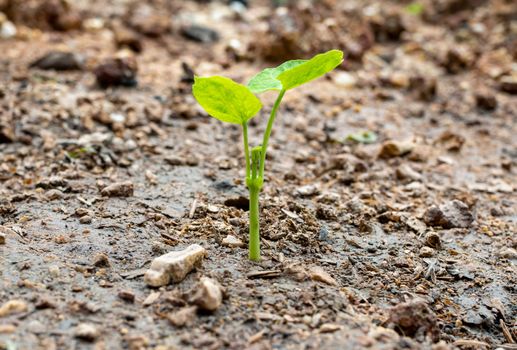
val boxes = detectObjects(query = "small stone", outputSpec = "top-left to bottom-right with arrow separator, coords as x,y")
92,253 -> 110,268
475,91 -> 497,111
101,181 -> 134,197
387,299 -> 439,341
379,140 -> 414,158
142,292 -> 160,306
409,76 -> 436,101
74,323 -> 99,342
83,18 -> 104,31
0,300 -> 28,317
334,72 -> 357,88
499,75 -> 517,95
0,21 -> 16,39
0,232 -> 5,245
423,200 -> 474,229
309,266 -> 337,286
145,170 -> 158,185
167,306 -> 197,327
29,51 -> 83,71
75,208 -> 90,217
131,13 -> 170,37
118,290 -> 135,303
144,244 -> 207,287
435,131 -> 465,152
221,235 -> 244,248
0,324 -> 16,333
113,22 -> 143,53
79,215 -> 92,224
419,246 -> 434,257
295,185 -> 319,197
181,25 -> 219,43
45,188 -> 63,201
396,164 -> 422,181
443,47 -> 473,74
319,324 -> 342,333
425,232 -> 441,249
189,277 -> 223,312
497,248 -> 517,260
48,265 -> 60,278
94,57 -> 138,88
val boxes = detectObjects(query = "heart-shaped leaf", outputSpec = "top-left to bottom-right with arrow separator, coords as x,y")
247,50 -> 343,94
193,76 -> 262,124
247,60 -> 306,94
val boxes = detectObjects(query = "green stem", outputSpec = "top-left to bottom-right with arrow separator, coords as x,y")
248,184 -> 260,261
259,89 -> 286,178
248,146 -> 262,262
242,122 -> 250,179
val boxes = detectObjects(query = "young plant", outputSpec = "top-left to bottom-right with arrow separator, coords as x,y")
193,49 -> 343,261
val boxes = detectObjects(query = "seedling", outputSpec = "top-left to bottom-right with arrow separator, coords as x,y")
193,50 -> 343,261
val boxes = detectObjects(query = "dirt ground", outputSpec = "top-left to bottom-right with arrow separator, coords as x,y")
0,0 -> 516,349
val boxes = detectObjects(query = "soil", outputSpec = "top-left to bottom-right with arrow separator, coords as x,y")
0,0 -> 516,349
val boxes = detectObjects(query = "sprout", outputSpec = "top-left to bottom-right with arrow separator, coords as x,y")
193,50 -> 343,261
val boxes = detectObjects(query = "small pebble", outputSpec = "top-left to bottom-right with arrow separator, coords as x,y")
79,215 -> 92,224
221,235 -> 244,248
118,290 -> 135,303
48,265 -> 60,278
419,246 -> 435,257
92,253 -> 110,267
74,323 -> 99,341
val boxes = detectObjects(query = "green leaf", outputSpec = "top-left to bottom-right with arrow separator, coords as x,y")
346,131 -> 378,144
405,2 -> 424,15
193,76 -> 262,124
247,60 -> 306,94
277,50 -> 343,91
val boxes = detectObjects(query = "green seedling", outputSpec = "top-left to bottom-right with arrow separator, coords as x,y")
346,130 -> 377,144
405,2 -> 424,15
193,49 -> 343,261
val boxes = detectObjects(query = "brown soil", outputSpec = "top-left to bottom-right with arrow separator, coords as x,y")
0,0 -> 516,349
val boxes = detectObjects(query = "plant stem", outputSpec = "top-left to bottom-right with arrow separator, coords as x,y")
248,146 -> 262,261
259,89 -> 286,178
248,183 -> 260,261
242,122 -> 250,179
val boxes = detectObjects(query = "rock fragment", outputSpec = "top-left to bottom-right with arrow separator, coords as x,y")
499,75 -> 517,95
396,164 -> 421,181
130,11 -> 170,37
309,266 -> 337,286
167,306 -> 197,327
425,232 -> 441,249
94,57 -> 138,88
221,235 -> 245,248
0,231 -> 5,245
0,300 -> 28,317
30,51 -> 83,71
113,22 -> 143,52
181,25 -> 219,43
118,290 -> 135,303
101,181 -> 134,197
189,277 -> 223,312
497,248 -> 517,260
74,323 -> 99,342
45,189 -> 64,201
144,244 -> 207,287
295,185 -> 319,197
92,253 -> 110,267
378,140 -> 414,158
423,200 -> 474,229
387,299 -> 439,341
419,246 -> 434,257
475,90 -> 497,111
